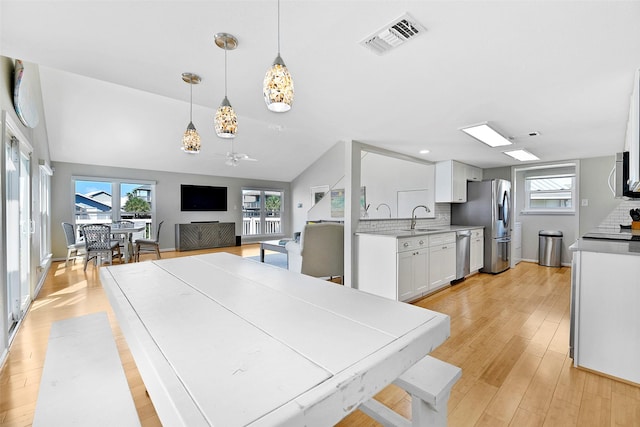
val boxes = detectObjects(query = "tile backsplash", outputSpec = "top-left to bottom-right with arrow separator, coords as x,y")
357,203 -> 451,232
598,200 -> 640,228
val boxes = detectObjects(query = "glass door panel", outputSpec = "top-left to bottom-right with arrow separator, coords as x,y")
18,150 -> 30,313
242,188 -> 283,237
5,138 -> 19,327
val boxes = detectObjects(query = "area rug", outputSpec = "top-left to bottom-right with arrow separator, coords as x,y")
245,253 -> 288,270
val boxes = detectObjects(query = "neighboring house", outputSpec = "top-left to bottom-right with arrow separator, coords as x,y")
74,192 -> 112,222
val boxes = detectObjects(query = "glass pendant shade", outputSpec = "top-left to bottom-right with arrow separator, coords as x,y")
214,33 -> 238,139
182,121 -> 201,153
214,96 -> 238,138
264,55 -> 294,112
181,72 -> 201,153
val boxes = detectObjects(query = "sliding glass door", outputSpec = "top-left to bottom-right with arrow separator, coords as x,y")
241,188 -> 284,238
4,118 -> 32,334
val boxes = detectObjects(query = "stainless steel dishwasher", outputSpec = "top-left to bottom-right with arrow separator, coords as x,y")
454,230 -> 471,283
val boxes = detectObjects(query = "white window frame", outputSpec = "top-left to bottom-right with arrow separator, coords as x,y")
241,187 -> 285,238
71,176 -> 157,233
39,161 -> 53,266
523,173 -> 577,215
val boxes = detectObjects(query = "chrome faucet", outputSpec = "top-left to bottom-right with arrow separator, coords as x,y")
410,205 -> 430,229
376,203 -> 392,218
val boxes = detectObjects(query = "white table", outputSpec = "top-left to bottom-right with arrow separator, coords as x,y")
109,224 -> 145,262
100,253 -> 450,426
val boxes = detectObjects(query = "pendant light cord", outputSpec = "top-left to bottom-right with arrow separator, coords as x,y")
277,0 -> 281,56
189,81 -> 193,121
224,40 -> 228,97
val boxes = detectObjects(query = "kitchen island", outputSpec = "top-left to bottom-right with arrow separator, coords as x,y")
569,237 -> 640,385
356,226 -> 484,302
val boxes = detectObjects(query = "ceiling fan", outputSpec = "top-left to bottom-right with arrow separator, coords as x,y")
217,142 -> 257,166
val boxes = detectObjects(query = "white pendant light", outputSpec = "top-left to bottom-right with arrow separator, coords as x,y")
263,0 -> 294,112
214,33 -> 238,139
181,72 -> 201,153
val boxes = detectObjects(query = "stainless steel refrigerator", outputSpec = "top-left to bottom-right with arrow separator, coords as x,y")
451,179 -> 511,274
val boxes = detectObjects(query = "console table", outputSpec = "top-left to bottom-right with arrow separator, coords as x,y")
175,222 -> 235,251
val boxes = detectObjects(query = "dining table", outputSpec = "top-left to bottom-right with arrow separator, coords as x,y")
100,252 -> 450,426
109,223 -> 145,263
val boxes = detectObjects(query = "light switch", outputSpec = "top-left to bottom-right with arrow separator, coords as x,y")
581,199 -> 588,206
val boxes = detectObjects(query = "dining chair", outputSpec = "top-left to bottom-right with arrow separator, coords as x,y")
285,222 -> 344,280
112,220 -> 135,253
81,224 -> 122,271
135,220 -> 163,262
61,222 -> 86,266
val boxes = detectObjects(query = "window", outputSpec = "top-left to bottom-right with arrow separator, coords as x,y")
39,163 -> 53,264
73,177 -> 156,239
525,174 -> 576,213
242,188 -> 284,237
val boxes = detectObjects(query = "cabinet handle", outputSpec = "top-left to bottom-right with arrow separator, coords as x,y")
419,240 -> 424,245
403,242 -> 409,248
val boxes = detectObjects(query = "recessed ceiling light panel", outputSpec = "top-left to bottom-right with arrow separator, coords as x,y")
460,122 -> 512,147
419,149 -> 430,154
503,149 -> 540,161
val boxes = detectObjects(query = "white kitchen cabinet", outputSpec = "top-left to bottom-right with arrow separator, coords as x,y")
428,232 -> 456,290
397,247 -> 429,300
435,160 -> 483,203
359,231 -> 463,302
470,228 -> 484,272
465,165 -> 483,182
571,247 -> 640,384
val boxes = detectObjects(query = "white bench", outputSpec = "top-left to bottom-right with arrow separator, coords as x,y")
33,312 -> 141,427
360,355 -> 462,427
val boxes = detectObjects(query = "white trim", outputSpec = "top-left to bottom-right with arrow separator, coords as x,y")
38,159 -> 53,175
5,113 -> 33,154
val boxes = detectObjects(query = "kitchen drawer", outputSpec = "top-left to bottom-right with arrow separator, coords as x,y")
397,236 -> 429,252
429,232 -> 455,247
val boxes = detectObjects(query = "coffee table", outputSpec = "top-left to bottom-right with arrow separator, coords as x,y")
259,239 -> 290,263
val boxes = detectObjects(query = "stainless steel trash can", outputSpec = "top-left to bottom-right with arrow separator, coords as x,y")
538,230 -> 562,267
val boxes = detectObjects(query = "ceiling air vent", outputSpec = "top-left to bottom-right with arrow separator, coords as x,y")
360,13 -> 426,55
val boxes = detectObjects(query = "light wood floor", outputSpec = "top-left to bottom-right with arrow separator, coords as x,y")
1,246 -> 639,426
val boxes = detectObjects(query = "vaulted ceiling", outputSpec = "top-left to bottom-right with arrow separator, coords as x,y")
2,1 -> 640,182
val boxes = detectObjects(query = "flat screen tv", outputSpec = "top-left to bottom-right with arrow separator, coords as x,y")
181,185 -> 228,211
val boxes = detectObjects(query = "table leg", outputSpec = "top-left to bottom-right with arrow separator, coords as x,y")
260,245 -> 265,262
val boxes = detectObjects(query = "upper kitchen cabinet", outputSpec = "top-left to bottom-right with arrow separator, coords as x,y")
435,160 -> 483,203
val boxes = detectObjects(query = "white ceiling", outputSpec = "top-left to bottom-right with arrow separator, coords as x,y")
2,1 -> 640,182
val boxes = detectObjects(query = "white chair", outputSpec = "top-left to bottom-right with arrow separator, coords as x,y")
285,222 -> 344,279
61,222 -> 85,266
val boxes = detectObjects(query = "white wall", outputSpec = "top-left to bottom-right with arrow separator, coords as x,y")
1,56 -> 52,365
360,152 -> 435,219
290,141 -> 346,233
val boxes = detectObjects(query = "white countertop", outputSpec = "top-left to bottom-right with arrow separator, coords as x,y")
355,225 -> 484,238
570,237 -> 640,256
